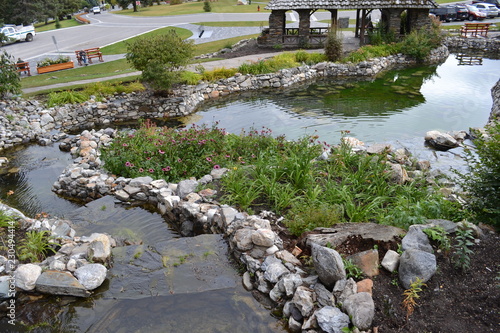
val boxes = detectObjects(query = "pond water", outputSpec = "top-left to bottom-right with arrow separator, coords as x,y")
187,54 -> 499,144
0,53 -> 498,332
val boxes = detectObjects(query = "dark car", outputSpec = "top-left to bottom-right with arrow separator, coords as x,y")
453,5 -> 470,21
429,6 -> 457,22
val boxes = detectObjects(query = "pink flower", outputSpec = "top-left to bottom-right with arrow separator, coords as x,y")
206,157 -> 212,162
122,143 -> 128,147
213,165 -> 220,169
146,157 -> 151,161
162,166 -> 171,172
177,158 -> 182,163
125,161 -> 132,167
158,150 -> 165,154
139,168 -> 144,172
149,168 -> 154,173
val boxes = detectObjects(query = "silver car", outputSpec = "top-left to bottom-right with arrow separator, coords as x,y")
474,3 -> 500,17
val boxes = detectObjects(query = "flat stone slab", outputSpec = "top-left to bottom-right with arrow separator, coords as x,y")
36,270 -> 90,297
306,223 -> 406,249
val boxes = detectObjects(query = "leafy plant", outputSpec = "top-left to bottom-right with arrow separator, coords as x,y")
126,31 -> 194,92
324,28 -> 343,62
203,0 -> 211,12
0,50 -> 21,98
47,90 -> 88,107
0,210 -> 18,229
453,225 -> 475,271
18,230 -> 57,262
454,123 -> 500,230
342,257 -> 364,280
402,277 -> 426,318
423,226 -> 451,255
36,56 -> 71,67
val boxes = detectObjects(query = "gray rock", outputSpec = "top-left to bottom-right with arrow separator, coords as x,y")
333,278 -> 357,304
0,276 -> 12,299
263,261 -> 290,284
402,225 -> 434,253
14,264 -> 42,291
234,228 -> 254,251
251,228 -> 275,247
242,271 -> 253,291
314,283 -> 335,307
343,292 -> 375,331
381,249 -> 400,272
288,316 -> 302,333
282,273 -> 303,297
128,176 -> 153,187
307,223 -> 405,249
74,264 -> 107,290
399,249 -> 437,289
292,286 -> 315,317
315,306 -> 350,333
177,179 -> 199,199
87,234 -> 112,263
35,270 -> 90,297
425,219 -> 458,233
275,250 -> 302,266
425,130 -> 459,151
366,143 -> 392,154
311,243 -> 346,288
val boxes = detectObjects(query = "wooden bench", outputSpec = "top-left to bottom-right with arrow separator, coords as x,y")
75,47 -> 104,66
460,22 -> 490,38
15,62 -> 31,76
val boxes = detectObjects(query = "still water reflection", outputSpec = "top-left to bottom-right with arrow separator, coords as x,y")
188,55 -> 499,144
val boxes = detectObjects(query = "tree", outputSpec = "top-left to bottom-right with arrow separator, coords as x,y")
0,50 -> 21,98
125,31 -> 194,92
203,0 -> 211,12
116,0 -> 138,12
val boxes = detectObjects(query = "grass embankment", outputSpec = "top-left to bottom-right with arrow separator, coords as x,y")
34,18 -> 81,32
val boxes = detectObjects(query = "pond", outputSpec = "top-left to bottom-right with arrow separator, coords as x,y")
0,52 -> 498,332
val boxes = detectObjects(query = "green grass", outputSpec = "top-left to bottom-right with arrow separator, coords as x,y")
34,18 -> 82,32
101,27 -> 193,55
194,21 -> 269,27
20,59 -> 136,90
117,0 -> 269,16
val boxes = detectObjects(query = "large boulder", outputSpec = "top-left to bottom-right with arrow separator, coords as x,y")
74,263 -> 107,290
315,306 -> 350,333
14,264 -> 42,291
311,243 -> 346,288
343,292 -> 375,331
425,130 -> 460,151
399,249 -> 437,289
35,270 -> 90,297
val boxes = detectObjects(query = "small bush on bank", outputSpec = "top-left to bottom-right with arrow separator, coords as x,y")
455,123 -> 500,230
324,28 -> 343,62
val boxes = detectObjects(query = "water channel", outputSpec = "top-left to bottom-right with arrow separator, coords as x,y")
0,52 -> 498,332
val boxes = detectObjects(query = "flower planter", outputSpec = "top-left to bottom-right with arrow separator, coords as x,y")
37,61 -> 74,74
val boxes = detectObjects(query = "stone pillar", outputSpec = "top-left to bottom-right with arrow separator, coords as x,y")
266,10 -> 287,45
328,9 -> 338,29
380,8 -> 404,38
406,9 -> 432,33
297,9 -> 311,47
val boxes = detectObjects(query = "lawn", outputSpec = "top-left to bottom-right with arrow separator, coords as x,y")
34,18 -> 81,32
117,0 -> 269,16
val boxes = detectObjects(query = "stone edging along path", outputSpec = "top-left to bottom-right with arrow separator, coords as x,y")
0,38 -> 499,331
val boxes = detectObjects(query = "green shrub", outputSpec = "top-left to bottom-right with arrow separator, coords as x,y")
126,31 -> 194,92
0,50 -> 21,98
181,71 -> 202,85
201,67 -> 237,81
47,90 -> 88,106
398,24 -> 443,61
203,0 -> 211,12
324,28 -> 343,62
455,123 -> 500,229
18,230 -> 56,262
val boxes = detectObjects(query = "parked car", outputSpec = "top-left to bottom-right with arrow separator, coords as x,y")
453,5 -> 470,21
472,0 -> 500,9
465,4 -> 488,20
474,3 -> 500,18
0,24 -> 36,45
429,6 -> 457,22
92,6 -> 101,14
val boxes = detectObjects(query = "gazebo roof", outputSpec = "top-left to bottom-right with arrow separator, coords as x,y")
265,0 -> 438,10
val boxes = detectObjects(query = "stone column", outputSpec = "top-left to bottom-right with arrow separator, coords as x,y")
297,9 -> 311,47
328,9 -> 338,29
380,8 -> 404,38
406,8 -> 432,33
266,10 -> 287,45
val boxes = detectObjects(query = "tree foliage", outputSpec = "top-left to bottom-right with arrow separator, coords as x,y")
125,31 -> 194,92
0,50 -> 21,98
324,28 -> 343,62
0,0 -> 81,25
